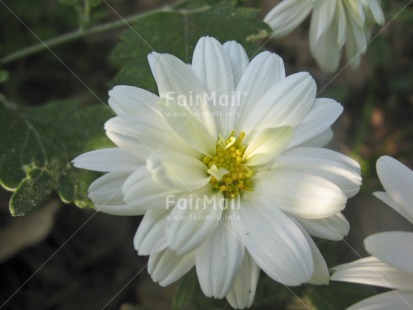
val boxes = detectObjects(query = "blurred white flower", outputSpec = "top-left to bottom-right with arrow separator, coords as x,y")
73,36 -> 361,308
332,156 -> 413,309
264,0 -> 385,72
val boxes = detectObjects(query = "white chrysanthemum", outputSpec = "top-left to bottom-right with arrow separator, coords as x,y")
264,0 -> 384,72
332,156 -> 413,310
73,36 -> 361,309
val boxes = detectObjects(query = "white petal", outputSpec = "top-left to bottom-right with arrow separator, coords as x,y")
148,52 -> 216,137
311,0 -> 337,44
72,148 -> 143,172
376,156 -> 413,223
275,147 -> 361,198
310,15 -> 342,73
347,290 -> 413,310
107,114 -> 198,158
104,117 -> 150,159
345,10 -> 367,69
296,223 -> 329,285
226,252 -> 260,309
148,248 -> 195,286
241,72 -> 316,134
288,98 -> 343,148
365,232 -> 413,274
165,188 -> 224,255
335,0 -> 347,47
332,256 -> 413,291
255,169 -> 347,219
235,51 -> 285,132
363,0 -> 384,25
223,40 -> 249,87
243,126 -> 292,167
192,37 -> 235,136
299,128 -> 333,147
233,193 -> 313,285
298,213 -> 350,241
196,215 -> 244,298
147,153 -> 210,191
122,166 -> 181,210
373,192 -> 413,224
264,0 -> 313,38
159,98 -> 216,155
88,172 -> 145,216
134,209 -> 169,255
108,85 -> 161,117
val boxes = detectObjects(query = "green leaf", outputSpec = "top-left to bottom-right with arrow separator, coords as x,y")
110,2 -> 270,92
0,100 -> 112,216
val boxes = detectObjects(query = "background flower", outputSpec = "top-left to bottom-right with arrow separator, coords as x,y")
264,0 -> 385,72
73,36 -> 361,308
332,156 -> 413,309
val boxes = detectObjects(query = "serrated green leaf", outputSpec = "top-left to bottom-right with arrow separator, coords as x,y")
110,3 -> 270,92
0,100 -> 112,216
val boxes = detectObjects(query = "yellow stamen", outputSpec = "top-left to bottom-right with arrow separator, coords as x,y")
203,131 -> 254,199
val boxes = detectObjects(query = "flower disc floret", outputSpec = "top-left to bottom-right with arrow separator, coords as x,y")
203,131 -> 253,199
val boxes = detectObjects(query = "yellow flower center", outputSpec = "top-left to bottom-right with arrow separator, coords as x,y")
202,131 -> 253,199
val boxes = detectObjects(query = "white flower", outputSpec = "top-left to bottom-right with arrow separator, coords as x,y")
73,36 -> 361,309
264,0 -> 384,72
332,156 -> 413,309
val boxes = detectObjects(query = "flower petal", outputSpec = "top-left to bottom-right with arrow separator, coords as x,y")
148,248 -> 195,287
223,40 -> 249,87
233,193 -> 313,285
311,0 -> 337,44
104,117 -> 150,159
226,252 -> 260,309
72,147 -> 143,172
88,172 -> 145,216
365,232 -> 413,274
332,256 -> 413,291
159,98 -> 216,155
235,51 -> 285,133
347,290 -> 413,310
107,114 -> 199,158
297,223 -> 329,285
275,147 -> 361,198
192,37 -> 235,136
243,126 -> 293,167
122,166 -> 181,210
299,128 -> 333,147
196,214 -> 244,298
108,85 -> 161,117
310,15 -> 341,73
288,98 -> 343,148
148,52 -> 216,137
298,213 -> 350,241
134,209 -> 169,255
255,169 -> 347,219
376,156 -> 413,223
165,188 -> 224,255
362,0 -> 384,25
264,0 -> 313,38
147,153 -> 211,191
241,72 -> 316,134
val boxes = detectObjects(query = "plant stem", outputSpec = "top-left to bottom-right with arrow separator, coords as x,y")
0,7 -> 169,65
